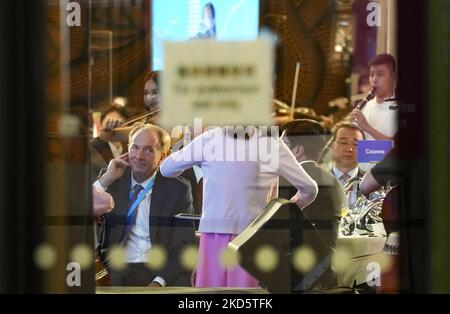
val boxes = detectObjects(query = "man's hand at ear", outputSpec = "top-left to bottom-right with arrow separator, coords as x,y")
99,152 -> 130,188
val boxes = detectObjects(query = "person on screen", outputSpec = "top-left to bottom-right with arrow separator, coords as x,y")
194,3 -> 216,39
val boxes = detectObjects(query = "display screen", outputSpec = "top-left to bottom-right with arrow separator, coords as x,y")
152,0 -> 260,70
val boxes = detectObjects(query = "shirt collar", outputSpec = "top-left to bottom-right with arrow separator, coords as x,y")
131,172 -> 156,190
333,165 -> 359,179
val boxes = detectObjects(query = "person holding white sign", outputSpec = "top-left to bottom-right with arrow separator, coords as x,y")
160,126 -> 318,288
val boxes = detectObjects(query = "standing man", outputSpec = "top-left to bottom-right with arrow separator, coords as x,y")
95,124 -> 196,287
280,119 -> 343,289
351,53 -> 398,140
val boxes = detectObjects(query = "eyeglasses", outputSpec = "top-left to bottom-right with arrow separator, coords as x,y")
335,140 -> 358,149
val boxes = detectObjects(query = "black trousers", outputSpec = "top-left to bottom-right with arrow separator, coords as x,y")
110,263 -> 156,286
110,263 -> 191,287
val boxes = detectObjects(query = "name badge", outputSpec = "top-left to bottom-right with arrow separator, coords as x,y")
358,140 -> 394,163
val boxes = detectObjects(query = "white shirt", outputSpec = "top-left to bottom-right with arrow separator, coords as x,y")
361,97 -> 398,140
160,127 -> 318,235
332,166 -> 360,209
126,175 -> 154,263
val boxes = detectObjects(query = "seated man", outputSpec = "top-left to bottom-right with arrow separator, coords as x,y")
94,124 -> 196,287
280,119 -> 343,289
330,121 -> 366,186
330,121 -> 365,208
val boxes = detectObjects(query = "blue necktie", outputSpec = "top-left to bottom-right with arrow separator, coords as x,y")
125,184 -> 144,228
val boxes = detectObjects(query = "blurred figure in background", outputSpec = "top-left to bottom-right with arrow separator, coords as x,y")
280,119 -> 343,289
91,107 -> 128,182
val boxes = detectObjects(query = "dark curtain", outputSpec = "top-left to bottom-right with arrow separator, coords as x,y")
0,0 -> 45,293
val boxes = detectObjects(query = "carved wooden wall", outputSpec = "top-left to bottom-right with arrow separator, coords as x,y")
262,0 -> 349,115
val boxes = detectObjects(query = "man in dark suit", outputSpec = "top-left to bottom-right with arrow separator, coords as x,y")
330,121 -> 365,185
94,124 -> 196,287
279,119 -> 343,289
329,121 -> 365,209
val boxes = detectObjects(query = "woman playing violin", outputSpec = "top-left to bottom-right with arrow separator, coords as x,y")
99,70 -> 161,143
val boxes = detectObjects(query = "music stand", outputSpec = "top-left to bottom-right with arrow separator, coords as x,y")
228,199 -> 330,293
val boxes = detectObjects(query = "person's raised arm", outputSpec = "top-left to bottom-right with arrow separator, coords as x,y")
92,186 -> 115,218
360,169 -> 382,198
276,140 -> 318,209
97,152 -> 130,189
160,132 -> 205,177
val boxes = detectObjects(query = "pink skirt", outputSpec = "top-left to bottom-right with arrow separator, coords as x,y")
195,233 -> 260,288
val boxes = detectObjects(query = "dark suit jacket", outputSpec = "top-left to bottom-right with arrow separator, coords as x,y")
279,161 -> 343,289
98,169 -> 196,285
181,168 -> 201,215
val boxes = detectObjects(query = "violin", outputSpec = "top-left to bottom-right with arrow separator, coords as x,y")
101,107 -> 161,133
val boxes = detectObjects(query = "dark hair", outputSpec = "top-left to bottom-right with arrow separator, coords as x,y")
203,3 -> 216,36
281,119 -> 327,161
143,70 -> 160,87
204,3 -> 215,19
141,70 -> 160,108
369,53 -> 396,74
332,121 -> 366,141
100,107 -> 128,123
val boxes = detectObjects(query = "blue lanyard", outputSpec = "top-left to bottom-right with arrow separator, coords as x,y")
126,175 -> 156,220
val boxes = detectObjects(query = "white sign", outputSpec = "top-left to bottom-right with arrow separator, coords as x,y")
161,39 -> 274,128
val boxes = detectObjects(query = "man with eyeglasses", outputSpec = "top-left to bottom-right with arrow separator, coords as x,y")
331,121 -> 365,186
94,123 -> 196,287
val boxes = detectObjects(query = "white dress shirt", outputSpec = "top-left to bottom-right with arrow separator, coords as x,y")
361,97 -> 398,140
332,166 -> 359,185
126,175 -> 154,263
332,165 -> 360,209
